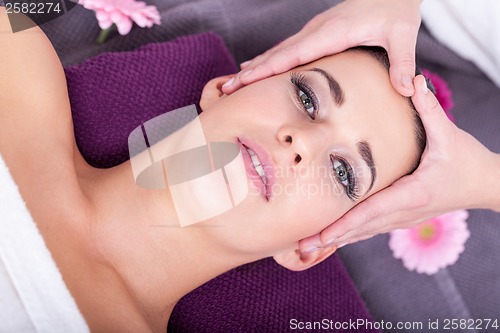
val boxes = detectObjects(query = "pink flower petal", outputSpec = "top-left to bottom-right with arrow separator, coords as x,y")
97,18 -> 113,30
130,12 -> 149,28
116,19 -> 133,35
79,0 -> 161,37
101,4 -> 111,11
389,210 -> 470,275
110,10 -> 127,23
95,10 -> 110,21
94,10 -> 113,29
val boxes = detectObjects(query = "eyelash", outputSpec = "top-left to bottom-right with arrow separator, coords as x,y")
330,155 -> 360,202
290,72 -> 319,120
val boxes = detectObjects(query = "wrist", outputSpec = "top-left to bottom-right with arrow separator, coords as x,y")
488,153 -> 500,212
477,152 -> 500,212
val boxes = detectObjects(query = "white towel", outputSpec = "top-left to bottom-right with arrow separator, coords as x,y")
421,0 -> 500,88
0,154 -> 89,333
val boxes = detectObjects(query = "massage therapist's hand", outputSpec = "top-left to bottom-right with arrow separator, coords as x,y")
299,75 -> 500,252
222,0 -> 422,97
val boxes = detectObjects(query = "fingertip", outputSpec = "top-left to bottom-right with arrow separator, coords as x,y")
221,76 -> 242,95
239,60 -> 251,69
388,58 -> 416,95
221,65 -> 264,94
412,74 -> 428,93
238,66 -> 261,85
391,73 -> 415,97
299,234 -> 322,253
411,74 -> 433,109
320,229 -> 340,248
240,69 -> 253,79
401,75 -> 415,96
221,77 -> 235,89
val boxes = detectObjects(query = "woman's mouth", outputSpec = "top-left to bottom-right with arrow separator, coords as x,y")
246,147 -> 267,185
237,138 -> 274,200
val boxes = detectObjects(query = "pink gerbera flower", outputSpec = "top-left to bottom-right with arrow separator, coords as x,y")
389,210 -> 470,275
79,0 -> 161,36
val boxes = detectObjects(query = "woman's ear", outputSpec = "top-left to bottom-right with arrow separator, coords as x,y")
273,244 -> 337,271
199,74 -> 236,111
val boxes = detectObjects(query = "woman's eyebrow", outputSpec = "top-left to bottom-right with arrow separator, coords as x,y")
308,67 -> 345,106
357,140 -> 376,194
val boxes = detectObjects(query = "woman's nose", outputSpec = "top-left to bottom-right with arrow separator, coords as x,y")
277,126 -> 315,165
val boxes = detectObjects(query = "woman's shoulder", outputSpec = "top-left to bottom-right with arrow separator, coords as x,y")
0,8 -> 91,229
0,7 -> 73,155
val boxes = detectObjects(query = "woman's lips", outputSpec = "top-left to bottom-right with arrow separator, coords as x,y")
237,138 -> 275,200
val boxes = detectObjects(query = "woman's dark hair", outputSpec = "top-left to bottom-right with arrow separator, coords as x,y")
351,46 -> 434,175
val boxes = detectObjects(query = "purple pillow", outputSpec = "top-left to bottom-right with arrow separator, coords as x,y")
65,32 -> 237,168
64,32 -> 380,333
168,256 -> 380,333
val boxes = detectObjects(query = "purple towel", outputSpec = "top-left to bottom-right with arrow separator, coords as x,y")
64,32 -> 380,333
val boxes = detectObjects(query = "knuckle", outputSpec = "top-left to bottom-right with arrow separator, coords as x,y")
282,43 -> 298,55
365,202 -> 382,222
302,14 -> 322,30
427,97 -> 442,115
395,21 -> 419,36
397,53 -> 416,67
311,10 -> 331,25
353,218 -> 371,235
320,16 -> 339,31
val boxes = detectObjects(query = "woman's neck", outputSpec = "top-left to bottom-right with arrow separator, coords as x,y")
85,161 -> 259,332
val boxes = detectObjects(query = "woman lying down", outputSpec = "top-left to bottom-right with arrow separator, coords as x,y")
0,8 -> 430,333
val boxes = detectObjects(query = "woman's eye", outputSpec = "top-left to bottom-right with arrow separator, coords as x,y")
330,155 -> 359,201
290,72 -> 318,120
299,89 -> 315,118
332,158 -> 349,187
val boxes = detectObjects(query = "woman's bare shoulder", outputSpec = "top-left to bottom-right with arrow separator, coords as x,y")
0,8 -> 91,216
0,7 -> 73,153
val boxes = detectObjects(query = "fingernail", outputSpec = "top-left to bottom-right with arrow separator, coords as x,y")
402,76 -> 413,92
240,69 -> 253,78
303,246 -> 320,253
222,77 -> 235,88
240,60 -> 251,68
338,242 -> 348,249
422,77 -> 429,94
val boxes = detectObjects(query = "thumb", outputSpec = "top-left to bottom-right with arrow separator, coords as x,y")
411,75 -> 454,151
387,38 -> 417,97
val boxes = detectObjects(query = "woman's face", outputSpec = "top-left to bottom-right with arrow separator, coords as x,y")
198,50 -> 418,256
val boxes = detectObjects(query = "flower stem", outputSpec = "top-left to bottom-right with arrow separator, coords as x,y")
97,25 -> 116,44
